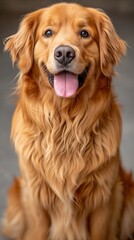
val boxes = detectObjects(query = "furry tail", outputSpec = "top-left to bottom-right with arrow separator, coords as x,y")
120,168 -> 134,240
2,177 -> 26,239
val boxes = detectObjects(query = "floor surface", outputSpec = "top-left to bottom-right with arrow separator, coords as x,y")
0,11 -> 134,239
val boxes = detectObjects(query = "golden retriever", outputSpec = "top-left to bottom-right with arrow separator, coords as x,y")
2,3 -> 134,240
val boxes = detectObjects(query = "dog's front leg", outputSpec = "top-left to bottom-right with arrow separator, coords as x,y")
89,201 -> 113,240
21,185 -> 50,240
90,205 -> 119,240
89,182 -> 122,240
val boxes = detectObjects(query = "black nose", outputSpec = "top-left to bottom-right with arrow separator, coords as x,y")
54,45 -> 75,66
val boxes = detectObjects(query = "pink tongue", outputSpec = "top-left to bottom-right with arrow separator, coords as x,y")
54,72 -> 78,97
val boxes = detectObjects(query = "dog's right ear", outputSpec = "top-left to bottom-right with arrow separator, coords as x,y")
4,9 -> 43,73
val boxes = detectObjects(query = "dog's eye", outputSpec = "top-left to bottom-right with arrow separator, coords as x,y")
44,29 -> 53,38
80,30 -> 89,38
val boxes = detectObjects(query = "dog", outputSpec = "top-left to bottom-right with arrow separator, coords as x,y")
2,3 -> 134,240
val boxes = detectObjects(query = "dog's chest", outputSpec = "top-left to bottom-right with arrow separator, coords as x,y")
31,119 -> 108,206
28,124 -> 116,240
41,124 -> 90,196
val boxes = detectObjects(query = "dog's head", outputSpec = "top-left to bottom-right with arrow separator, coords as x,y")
5,3 -> 126,98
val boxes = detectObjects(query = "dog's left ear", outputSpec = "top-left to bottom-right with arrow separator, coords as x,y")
4,9 -> 43,73
95,11 -> 127,76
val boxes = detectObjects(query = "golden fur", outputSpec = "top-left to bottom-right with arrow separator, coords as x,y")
2,3 -> 134,240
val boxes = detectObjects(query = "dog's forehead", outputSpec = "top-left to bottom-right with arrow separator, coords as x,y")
40,3 -> 95,26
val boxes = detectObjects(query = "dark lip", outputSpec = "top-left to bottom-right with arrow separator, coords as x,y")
41,63 -> 90,88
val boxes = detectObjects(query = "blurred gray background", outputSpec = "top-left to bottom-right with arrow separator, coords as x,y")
0,0 -> 134,239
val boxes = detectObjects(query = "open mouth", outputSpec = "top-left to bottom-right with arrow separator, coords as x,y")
41,64 -> 89,97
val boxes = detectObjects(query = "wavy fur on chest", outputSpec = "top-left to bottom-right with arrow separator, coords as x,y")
11,75 -> 121,208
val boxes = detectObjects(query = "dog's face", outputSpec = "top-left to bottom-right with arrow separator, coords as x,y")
34,4 -> 99,97
5,3 -> 126,98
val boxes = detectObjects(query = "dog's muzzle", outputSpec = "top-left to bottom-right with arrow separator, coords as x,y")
41,45 -> 89,97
